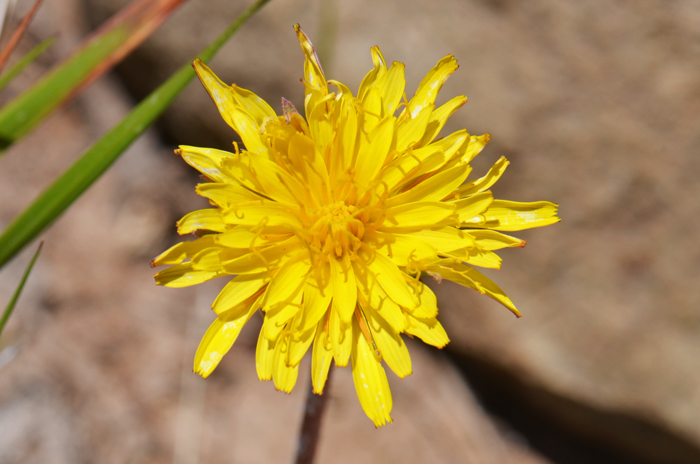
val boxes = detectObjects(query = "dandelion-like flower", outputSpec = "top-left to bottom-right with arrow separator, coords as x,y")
152,25 -> 559,427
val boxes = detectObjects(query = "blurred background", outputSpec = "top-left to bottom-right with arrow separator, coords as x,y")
0,0 -> 699,462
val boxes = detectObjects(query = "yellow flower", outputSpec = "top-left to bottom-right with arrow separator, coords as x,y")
152,25 -> 558,427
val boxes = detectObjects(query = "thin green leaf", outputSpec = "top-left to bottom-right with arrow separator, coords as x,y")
0,0 -> 189,150
0,241 -> 43,338
0,0 -> 272,269
0,0 -> 44,73
0,36 -> 55,93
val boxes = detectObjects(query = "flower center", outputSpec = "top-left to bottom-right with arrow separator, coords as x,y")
308,201 -> 365,260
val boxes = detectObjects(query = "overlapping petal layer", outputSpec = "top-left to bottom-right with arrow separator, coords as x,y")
152,25 -> 559,427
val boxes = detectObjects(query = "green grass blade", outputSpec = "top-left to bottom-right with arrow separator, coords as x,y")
0,0 -> 45,74
0,36 -> 55,93
0,0 -> 189,151
0,0 -> 272,269
0,241 -> 43,338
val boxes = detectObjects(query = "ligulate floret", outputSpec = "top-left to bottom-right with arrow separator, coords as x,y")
152,24 -> 559,427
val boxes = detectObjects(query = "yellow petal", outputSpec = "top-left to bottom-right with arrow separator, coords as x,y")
272,334 -> 299,393
358,46 -> 387,100
364,230 -> 438,267
403,227 -> 475,254
380,130 -> 469,191
403,277 -> 438,319
192,247 -> 248,274
353,260 -> 406,333
362,245 -> 418,309
446,247 -> 503,269
395,104 -> 433,152
220,237 -> 301,275
256,327 -> 275,381
262,256 -> 310,311
265,115 -> 298,159
456,156 -> 509,197
453,191 -> 493,224
190,64 -> 269,156
215,227 -> 288,251
222,201 -> 302,231
468,230 -> 526,250
380,149 -> 445,194
306,92 -> 336,163
461,134 -> 490,164
386,163 -> 472,207
287,321 -> 317,366
311,318 -> 334,394
287,132 -> 330,206
263,289 -> 304,341
330,306 -> 352,367
419,95 -> 468,146
212,227 -> 257,249
218,151 -> 266,193
154,262 -> 219,287
351,317 -> 393,427
361,87 -> 383,133
382,62 -> 405,115
177,146 -> 229,183
466,248 -> 503,269
355,115 -> 395,187
191,247 -> 245,272
423,129 -> 472,167
407,55 -> 458,117
479,200 -> 560,231
194,303 -> 257,378
329,79 -> 354,102
330,255 -> 357,323
230,83 -> 276,127
364,306 -> 412,378
329,96 -> 358,185
151,235 -> 215,266
294,24 -> 327,93
404,314 -> 449,348
380,202 -> 456,232
286,132 -> 313,180
302,83 -> 329,129
255,156 -> 309,206
295,264 -> 332,333
192,59 -> 239,132
212,272 -> 269,315
177,209 -> 226,235
232,106 -> 271,155
181,147 -> 258,195
227,153 -> 306,206
196,183 -> 261,208
430,263 -> 520,317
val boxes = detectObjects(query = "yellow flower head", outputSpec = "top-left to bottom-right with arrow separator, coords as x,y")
152,25 -> 559,427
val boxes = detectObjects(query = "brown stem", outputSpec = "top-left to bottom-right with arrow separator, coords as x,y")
293,367 -> 334,464
0,0 -> 44,74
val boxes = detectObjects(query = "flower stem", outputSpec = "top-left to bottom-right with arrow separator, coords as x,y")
294,367 -> 334,464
